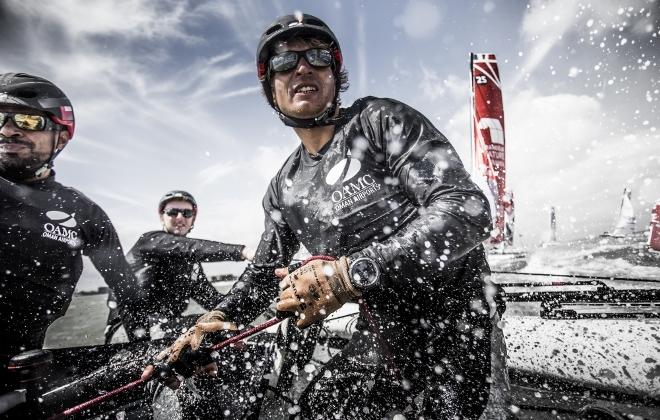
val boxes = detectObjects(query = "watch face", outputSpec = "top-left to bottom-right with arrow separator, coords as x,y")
349,258 -> 379,289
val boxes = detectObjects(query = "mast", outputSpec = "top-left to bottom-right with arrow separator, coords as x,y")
550,206 -> 557,242
470,53 -> 508,245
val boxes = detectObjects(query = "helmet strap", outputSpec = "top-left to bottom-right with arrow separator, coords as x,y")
276,101 -> 338,128
34,126 -> 63,178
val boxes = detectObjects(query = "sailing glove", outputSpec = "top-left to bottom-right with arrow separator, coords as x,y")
276,256 -> 361,328
157,310 -> 237,364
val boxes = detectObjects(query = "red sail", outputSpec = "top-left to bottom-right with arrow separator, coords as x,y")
649,201 -> 660,251
471,53 -> 507,244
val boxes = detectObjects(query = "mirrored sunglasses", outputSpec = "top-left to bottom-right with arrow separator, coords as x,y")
163,208 -> 194,218
0,112 -> 57,131
269,48 -> 333,74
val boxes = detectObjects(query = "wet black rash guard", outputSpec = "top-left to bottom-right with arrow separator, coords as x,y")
124,231 -> 245,317
0,174 -> 140,353
107,231 -> 246,341
216,97 -> 492,328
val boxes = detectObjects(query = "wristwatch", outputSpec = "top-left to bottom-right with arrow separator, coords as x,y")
348,257 -> 381,292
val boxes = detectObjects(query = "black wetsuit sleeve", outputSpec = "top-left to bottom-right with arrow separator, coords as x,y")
81,207 -> 142,310
214,178 -> 300,325
353,99 -> 492,276
191,268 -> 225,310
136,232 -> 245,262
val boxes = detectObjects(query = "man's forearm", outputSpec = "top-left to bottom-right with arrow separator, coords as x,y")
213,265 -> 280,325
356,191 -> 491,276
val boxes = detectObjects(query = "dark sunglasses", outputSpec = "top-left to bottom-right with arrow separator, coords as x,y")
269,48 -> 333,74
0,111 -> 58,132
163,208 -> 194,218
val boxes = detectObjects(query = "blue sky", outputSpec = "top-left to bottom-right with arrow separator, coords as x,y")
1,0 -> 658,285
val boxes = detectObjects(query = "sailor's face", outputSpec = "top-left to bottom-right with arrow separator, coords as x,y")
160,200 -> 195,236
270,39 -> 336,120
0,105 -> 68,180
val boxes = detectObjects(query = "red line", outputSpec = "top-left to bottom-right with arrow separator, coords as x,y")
50,316 -> 286,418
48,378 -> 146,419
212,316 -> 282,351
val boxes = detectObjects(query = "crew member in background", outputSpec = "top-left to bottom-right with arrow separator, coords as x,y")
148,13 -> 498,419
104,190 -> 254,343
0,73 -> 140,389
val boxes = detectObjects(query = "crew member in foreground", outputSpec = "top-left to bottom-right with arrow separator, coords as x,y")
0,73 -> 139,389
147,14 -> 495,419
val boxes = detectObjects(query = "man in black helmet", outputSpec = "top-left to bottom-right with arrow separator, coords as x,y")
0,73 -> 141,386
104,190 -> 254,343
148,14 -> 497,419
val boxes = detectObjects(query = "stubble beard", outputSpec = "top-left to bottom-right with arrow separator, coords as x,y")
286,99 -> 332,119
0,138 -> 49,181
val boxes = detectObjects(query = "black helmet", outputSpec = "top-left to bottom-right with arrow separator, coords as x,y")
256,13 -> 344,128
158,190 -> 197,213
0,73 -> 75,138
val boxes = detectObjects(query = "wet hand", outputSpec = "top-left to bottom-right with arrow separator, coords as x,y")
274,266 -> 289,279
276,256 -> 360,328
142,310 -> 237,389
140,359 -> 217,390
241,246 -> 256,261
158,310 -> 236,363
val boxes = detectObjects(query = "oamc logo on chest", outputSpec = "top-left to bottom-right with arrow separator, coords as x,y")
325,155 -> 382,212
42,210 -> 81,248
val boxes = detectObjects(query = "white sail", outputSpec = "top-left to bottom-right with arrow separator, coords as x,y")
611,188 -> 636,237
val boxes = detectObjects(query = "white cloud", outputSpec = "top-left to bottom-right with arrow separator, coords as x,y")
418,66 -> 445,100
252,143 -> 300,182
442,104 -> 472,166
215,86 -> 262,100
187,62 -> 254,103
515,0 -> 656,86
91,189 -> 145,207
355,13 -> 368,97
189,1 -> 275,53
443,74 -> 467,101
515,0 -> 580,87
418,67 -> 466,102
393,0 -> 441,39
198,161 -> 238,185
8,0 -> 196,42
506,89 -> 659,244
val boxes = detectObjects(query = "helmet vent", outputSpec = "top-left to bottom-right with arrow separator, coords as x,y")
264,24 -> 282,36
15,89 -> 38,99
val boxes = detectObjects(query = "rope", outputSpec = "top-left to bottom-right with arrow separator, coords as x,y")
49,254 -> 385,418
212,316 -> 282,351
48,378 -> 146,420
48,316 -> 286,419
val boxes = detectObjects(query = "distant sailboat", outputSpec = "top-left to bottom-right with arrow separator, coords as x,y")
541,206 -> 559,247
603,188 -> 636,237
